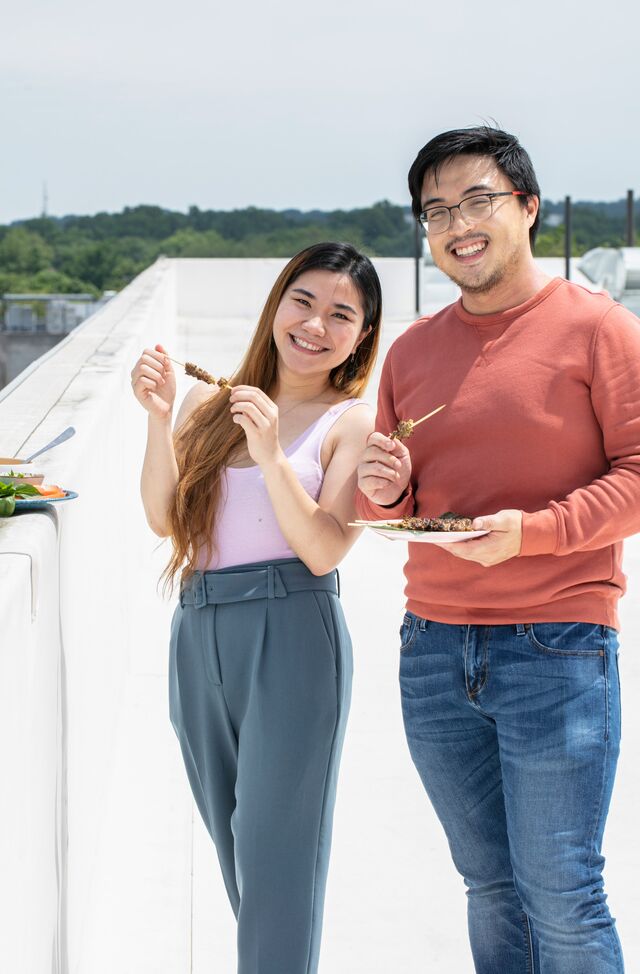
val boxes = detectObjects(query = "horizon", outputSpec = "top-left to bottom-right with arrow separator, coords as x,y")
3,193 -> 638,227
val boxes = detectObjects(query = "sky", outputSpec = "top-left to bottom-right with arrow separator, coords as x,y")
1,0 -> 638,224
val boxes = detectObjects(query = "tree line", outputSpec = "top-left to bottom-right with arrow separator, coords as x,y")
0,199 -> 634,297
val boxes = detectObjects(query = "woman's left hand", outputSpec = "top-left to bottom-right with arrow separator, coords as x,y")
229,386 -> 284,468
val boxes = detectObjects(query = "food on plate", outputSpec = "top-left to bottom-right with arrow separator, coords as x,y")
0,479 -> 40,516
385,512 -> 475,532
0,479 -> 71,516
34,484 -> 67,498
0,495 -> 15,517
389,403 -> 446,440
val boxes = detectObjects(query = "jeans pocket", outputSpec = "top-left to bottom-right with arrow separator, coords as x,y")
613,650 -> 622,742
527,622 -> 606,657
399,612 -> 419,653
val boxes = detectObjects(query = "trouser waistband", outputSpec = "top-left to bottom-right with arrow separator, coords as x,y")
180,558 -> 339,608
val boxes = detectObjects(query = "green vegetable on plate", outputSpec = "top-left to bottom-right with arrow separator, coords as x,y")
0,480 -> 42,515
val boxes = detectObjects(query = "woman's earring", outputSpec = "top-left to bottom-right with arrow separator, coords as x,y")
345,351 -> 358,381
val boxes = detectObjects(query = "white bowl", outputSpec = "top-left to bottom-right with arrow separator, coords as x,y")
0,473 -> 45,486
0,462 -> 34,475
0,462 -> 46,485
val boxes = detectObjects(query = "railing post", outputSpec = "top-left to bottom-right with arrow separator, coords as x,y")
414,220 -> 421,314
564,195 -> 572,280
626,190 -> 635,247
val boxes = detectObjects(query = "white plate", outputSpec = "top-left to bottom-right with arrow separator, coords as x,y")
356,519 -> 489,544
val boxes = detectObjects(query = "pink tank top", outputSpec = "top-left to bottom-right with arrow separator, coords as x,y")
197,399 -> 367,570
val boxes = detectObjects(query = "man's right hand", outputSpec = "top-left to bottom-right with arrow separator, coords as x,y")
357,431 -> 412,506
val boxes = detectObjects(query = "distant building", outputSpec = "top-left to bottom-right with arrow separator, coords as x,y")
0,291 -> 115,390
1,293 -> 107,335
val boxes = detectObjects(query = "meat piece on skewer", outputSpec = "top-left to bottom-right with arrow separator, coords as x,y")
166,354 -> 233,389
389,403 -> 446,440
184,362 -> 232,389
390,419 -> 415,440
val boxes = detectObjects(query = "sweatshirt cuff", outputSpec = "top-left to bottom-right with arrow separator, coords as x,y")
355,482 -> 415,521
520,508 -> 560,556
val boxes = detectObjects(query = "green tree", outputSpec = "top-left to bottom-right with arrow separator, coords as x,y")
0,227 -> 54,274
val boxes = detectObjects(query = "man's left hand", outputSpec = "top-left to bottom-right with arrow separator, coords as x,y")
436,509 -> 523,567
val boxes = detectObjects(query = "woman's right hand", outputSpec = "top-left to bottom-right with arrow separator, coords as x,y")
131,344 -> 177,420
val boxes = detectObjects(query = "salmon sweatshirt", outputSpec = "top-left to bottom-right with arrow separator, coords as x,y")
355,277 -> 640,629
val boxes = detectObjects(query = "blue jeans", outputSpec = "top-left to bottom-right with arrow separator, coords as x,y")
399,615 -> 623,974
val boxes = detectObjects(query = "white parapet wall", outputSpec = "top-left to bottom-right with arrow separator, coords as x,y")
0,258 -> 179,974
0,513 -> 62,973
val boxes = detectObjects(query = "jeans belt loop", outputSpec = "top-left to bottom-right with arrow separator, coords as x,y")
193,571 -> 207,609
516,623 -> 526,636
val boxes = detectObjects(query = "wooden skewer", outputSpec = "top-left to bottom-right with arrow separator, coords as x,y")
411,403 -> 446,428
165,355 -> 233,389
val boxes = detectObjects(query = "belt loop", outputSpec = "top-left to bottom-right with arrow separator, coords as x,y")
267,565 -> 275,599
516,623 -> 526,636
193,571 -> 207,609
273,566 -> 287,598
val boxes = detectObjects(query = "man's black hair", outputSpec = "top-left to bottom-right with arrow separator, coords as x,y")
408,126 -> 541,246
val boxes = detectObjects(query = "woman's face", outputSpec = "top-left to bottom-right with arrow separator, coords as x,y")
272,269 -> 369,381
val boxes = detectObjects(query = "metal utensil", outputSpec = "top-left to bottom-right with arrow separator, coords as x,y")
24,427 -> 76,463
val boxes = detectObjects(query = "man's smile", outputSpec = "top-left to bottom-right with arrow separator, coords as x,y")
448,237 -> 489,264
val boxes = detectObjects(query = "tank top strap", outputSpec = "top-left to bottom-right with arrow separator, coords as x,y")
286,398 -> 369,466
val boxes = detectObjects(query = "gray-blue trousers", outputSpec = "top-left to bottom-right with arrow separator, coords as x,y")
168,558 -> 353,974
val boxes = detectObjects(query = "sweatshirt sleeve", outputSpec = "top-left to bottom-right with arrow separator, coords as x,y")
355,344 -> 416,521
521,303 -> 640,556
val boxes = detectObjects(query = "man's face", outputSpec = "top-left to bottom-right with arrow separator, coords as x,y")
420,155 -> 537,295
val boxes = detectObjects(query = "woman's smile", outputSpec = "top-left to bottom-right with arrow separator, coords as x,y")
289,333 -> 329,354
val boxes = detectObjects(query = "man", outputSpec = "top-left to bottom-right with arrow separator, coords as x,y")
356,126 -> 637,973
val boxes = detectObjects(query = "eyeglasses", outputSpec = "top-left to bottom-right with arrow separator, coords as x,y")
419,191 -> 528,234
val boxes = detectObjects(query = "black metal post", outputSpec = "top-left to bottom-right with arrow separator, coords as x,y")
626,190 -> 635,247
414,220 -> 421,314
564,195 -> 572,280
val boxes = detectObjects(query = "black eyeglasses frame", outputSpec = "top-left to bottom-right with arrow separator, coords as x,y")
418,191 -> 529,233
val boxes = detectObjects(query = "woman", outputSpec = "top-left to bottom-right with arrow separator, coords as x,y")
131,242 -> 382,973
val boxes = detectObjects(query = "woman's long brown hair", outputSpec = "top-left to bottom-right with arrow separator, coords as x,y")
161,241 -> 382,595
